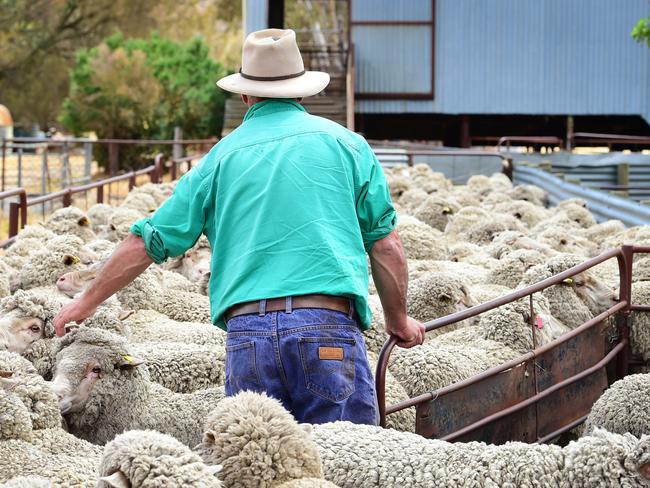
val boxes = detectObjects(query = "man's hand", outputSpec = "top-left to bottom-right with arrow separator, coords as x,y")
386,316 -> 426,349
53,298 -> 97,337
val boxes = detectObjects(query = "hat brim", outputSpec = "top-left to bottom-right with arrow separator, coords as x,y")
216,71 -> 330,98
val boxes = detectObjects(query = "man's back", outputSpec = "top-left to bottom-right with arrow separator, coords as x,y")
202,99 -> 395,329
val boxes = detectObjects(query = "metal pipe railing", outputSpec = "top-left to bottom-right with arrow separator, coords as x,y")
376,244 -> 641,440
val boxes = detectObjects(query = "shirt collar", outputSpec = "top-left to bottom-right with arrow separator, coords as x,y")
242,99 -> 306,122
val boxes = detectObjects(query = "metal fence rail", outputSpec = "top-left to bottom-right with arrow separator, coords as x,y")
375,245 -> 643,444
0,153 -> 201,248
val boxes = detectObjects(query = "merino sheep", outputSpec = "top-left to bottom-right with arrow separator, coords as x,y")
493,200 -> 550,229
485,249 -> 547,289
312,422 -> 650,488
395,215 -> 448,260
412,194 -> 459,232
518,254 -> 617,329
0,290 -> 60,354
49,328 -> 225,446
406,272 -> 475,332
584,373 -> 650,439
163,235 -> 212,283
198,391 -> 326,488
43,207 -> 96,243
97,430 -> 222,488
506,184 -> 547,207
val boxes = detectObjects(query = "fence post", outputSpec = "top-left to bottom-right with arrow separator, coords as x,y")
152,153 -> 164,183
61,142 -> 70,189
173,127 -> 184,161
83,142 -> 93,184
63,189 -> 72,207
17,147 -> 22,188
8,201 -> 19,237
128,172 -> 136,190
96,185 -> 104,204
616,245 -> 634,379
1,139 -> 5,192
108,143 -> 119,176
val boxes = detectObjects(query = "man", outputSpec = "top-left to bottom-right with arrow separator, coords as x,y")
53,28 -> 425,425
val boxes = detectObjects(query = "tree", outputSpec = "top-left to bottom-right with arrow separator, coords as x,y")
60,33 -> 228,170
632,16 -> 650,48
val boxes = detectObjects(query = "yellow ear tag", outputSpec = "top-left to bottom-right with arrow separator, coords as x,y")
442,206 -> 451,214
71,255 -> 81,264
562,278 -> 574,285
122,355 -> 134,364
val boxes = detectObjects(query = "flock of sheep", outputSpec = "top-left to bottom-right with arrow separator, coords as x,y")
1,163 -> 650,487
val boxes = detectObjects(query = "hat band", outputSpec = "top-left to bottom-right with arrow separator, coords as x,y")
239,68 -> 306,81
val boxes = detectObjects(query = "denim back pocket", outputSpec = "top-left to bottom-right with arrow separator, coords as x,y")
225,341 -> 262,393
298,336 -> 356,402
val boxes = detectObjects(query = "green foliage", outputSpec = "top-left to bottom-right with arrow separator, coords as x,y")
60,33 -> 228,169
632,16 -> 650,48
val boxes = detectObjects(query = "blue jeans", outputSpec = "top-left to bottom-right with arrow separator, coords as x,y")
225,303 -> 379,425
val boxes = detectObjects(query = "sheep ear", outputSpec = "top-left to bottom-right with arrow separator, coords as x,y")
99,471 -> 131,488
118,309 -> 135,321
639,462 -> 650,479
439,292 -> 452,301
202,430 -> 216,444
118,355 -> 145,369
77,216 -> 90,227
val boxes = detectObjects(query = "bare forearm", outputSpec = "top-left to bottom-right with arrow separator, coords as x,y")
369,229 -> 408,329
82,234 -> 153,308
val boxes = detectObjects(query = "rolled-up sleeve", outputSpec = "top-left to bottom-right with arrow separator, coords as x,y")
131,164 -> 213,264
354,142 -> 397,252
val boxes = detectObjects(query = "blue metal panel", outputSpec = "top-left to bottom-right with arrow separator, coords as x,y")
351,0 -> 432,21
514,166 -> 650,225
244,0 -> 268,34
353,25 -> 432,93
354,0 -> 650,122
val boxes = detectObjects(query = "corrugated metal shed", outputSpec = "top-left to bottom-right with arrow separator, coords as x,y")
354,0 -> 650,122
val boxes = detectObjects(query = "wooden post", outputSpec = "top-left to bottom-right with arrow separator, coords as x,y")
173,126 -> 184,161
566,115 -> 574,151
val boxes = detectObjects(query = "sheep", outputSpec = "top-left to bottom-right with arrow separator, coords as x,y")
395,215 -> 448,260
629,281 -> 650,361
462,214 -> 526,246
312,422 -> 650,488
120,192 -> 158,215
57,264 -> 212,323
0,290 -> 60,354
97,207 -> 145,242
443,206 -> 492,237
518,253 -> 617,329
97,430 -> 222,488
406,272 -> 476,332
485,249 -> 547,288
506,184 -> 547,207
601,226 -> 650,251
396,188 -> 428,213
584,373 -> 650,439
13,225 -> 55,244
412,194 -> 459,232
485,230 -> 555,259
123,310 -> 224,346
197,391 -> 332,488
1,476 -> 52,487
493,200 -> 550,229
446,242 -> 495,268
535,227 -> 599,257
17,235 -> 96,290
576,219 -> 627,248
49,328 -> 225,446
43,207 -> 96,243
163,235 -> 212,283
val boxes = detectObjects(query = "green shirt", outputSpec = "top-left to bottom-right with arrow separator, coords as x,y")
131,99 -> 396,330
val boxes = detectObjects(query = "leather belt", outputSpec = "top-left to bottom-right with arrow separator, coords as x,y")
225,294 -> 352,322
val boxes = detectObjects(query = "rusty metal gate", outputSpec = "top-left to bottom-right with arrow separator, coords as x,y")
376,245 -> 648,444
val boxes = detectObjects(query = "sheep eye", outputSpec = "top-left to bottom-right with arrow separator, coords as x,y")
91,367 -> 101,374
514,213 -> 522,219
560,239 -> 567,245
29,324 -> 41,332
110,224 -> 116,231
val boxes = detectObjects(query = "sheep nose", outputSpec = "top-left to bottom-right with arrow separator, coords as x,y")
58,276 -> 66,283
56,391 -> 64,401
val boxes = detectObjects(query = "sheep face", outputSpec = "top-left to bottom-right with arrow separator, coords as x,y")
564,271 -> 617,317
50,341 -> 143,416
57,268 -> 98,298
167,247 -> 212,283
0,312 -> 45,353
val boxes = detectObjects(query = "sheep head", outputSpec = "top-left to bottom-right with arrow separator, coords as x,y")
57,264 -> 101,298
50,328 -> 145,417
0,290 -> 58,353
198,391 -> 323,487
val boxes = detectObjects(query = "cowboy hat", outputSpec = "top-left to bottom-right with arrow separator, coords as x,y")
217,29 -> 330,98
